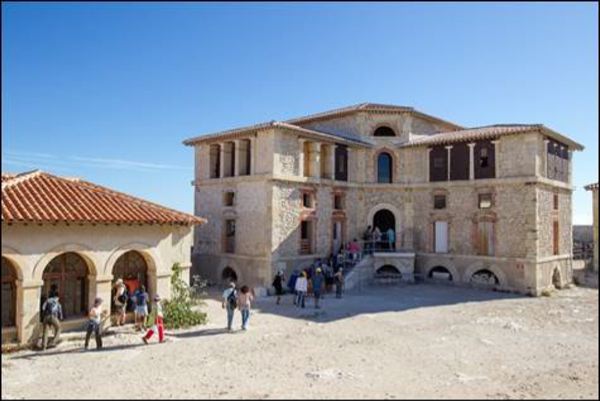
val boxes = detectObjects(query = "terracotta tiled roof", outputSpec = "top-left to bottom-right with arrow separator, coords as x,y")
400,124 -> 584,150
2,170 -> 206,225
585,183 -> 599,190
2,173 -> 16,182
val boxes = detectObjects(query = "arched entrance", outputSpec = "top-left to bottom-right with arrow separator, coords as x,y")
42,252 -> 90,320
428,266 -> 453,281
469,269 -> 499,287
373,209 -> 396,250
2,257 -> 17,328
221,267 -> 238,285
112,251 -> 149,313
552,267 -> 562,289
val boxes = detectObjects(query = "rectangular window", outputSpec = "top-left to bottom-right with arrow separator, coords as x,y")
553,194 -> 559,210
434,221 -> 448,253
474,141 -> 495,179
334,194 -> 344,210
334,145 -> 348,181
302,192 -> 314,208
434,195 -> 446,210
224,219 -> 236,253
553,220 -> 559,255
477,221 -> 495,256
223,192 -> 235,207
478,193 -> 492,209
300,220 -> 313,254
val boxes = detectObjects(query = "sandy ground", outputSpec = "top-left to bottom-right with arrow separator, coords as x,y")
2,284 -> 598,399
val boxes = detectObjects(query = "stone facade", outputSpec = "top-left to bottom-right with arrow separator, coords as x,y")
585,183 -> 599,272
187,105 -> 582,296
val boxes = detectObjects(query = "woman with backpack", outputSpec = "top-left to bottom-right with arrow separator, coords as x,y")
113,278 -> 128,326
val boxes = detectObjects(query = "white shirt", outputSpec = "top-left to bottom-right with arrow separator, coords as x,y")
295,277 -> 308,292
223,288 -> 235,300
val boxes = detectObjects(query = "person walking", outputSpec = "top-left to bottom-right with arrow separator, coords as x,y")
334,268 -> 344,299
113,278 -> 128,326
133,285 -> 149,331
85,297 -> 108,350
272,270 -> 285,305
294,271 -> 308,308
40,289 -> 63,350
142,294 -> 164,344
312,268 -> 324,309
386,228 -> 396,251
238,285 -> 254,331
287,269 -> 299,305
222,282 -> 238,331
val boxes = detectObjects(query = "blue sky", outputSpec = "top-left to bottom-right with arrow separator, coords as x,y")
2,2 -> 598,223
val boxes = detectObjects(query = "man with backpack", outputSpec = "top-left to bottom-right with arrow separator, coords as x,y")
113,278 -> 128,326
40,288 -> 63,350
222,281 -> 238,331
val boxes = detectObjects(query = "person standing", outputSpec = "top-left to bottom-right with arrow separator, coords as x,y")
334,268 -> 344,299
133,285 -> 149,331
373,227 -> 382,251
142,294 -> 164,344
272,270 -> 285,305
312,268 -> 324,309
386,228 -> 396,251
40,289 -> 63,350
294,271 -> 308,308
222,282 -> 238,331
238,285 -> 254,331
287,270 -> 299,305
113,278 -> 128,326
85,297 -> 108,350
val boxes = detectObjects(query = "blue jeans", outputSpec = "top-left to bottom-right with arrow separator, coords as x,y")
240,308 -> 250,329
296,291 -> 306,308
226,307 -> 235,330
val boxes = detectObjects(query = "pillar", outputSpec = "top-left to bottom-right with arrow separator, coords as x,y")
491,140 -> 499,177
543,139 -> 550,178
95,275 -> 114,331
329,144 -> 336,180
234,140 -> 242,176
467,143 -> 475,180
445,145 -> 453,181
249,137 -> 256,175
309,142 -> 321,178
298,138 -> 306,177
20,280 -> 43,345
426,148 -> 432,182
219,143 -> 226,178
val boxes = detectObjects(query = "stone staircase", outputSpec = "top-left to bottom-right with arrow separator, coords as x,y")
343,255 -> 375,292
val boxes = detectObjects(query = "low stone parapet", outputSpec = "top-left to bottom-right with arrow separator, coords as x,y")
373,252 -> 416,283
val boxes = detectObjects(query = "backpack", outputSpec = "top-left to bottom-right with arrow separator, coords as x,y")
117,289 -> 128,305
227,289 -> 238,309
136,292 -> 147,307
43,298 -> 58,318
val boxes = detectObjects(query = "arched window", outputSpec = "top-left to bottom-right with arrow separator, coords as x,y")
42,252 -> 89,319
373,126 -> 396,137
377,152 -> 393,183
2,257 -> 17,328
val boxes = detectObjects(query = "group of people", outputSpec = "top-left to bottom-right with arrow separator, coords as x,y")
37,278 -> 166,351
362,225 -> 396,253
221,283 -> 254,331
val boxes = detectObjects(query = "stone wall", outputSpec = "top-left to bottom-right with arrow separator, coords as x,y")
497,132 -> 539,178
536,186 -> 572,258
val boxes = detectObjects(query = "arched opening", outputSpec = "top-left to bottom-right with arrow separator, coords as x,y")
377,152 -> 393,183
373,209 -> 396,250
376,265 -> 401,276
552,267 -> 562,289
469,269 -> 499,287
112,251 -> 149,313
428,266 -> 453,281
373,126 -> 396,137
2,257 -> 17,328
41,252 -> 90,320
221,267 -> 238,285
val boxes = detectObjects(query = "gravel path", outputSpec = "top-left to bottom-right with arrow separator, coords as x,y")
2,284 -> 597,399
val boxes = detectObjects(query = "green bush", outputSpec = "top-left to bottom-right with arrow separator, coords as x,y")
162,263 -> 207,329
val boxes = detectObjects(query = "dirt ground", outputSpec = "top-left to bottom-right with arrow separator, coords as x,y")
1,284 -> 598,399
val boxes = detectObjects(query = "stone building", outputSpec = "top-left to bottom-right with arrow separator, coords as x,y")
184,103 -> 583,296
1,170 -> 205,344
584,183 -> 598,272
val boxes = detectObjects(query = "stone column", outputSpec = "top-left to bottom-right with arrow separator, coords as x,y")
20,280 -> 43,345
250,137 -> 256,175
329,144 -> 336,180
445,145 -> 453,181
426,148 -> 432,182
234,140 -> 242,176
298,138 -> 306,177
219,143 -> 226,178
346,147 -> 354,182
491,140 -> 499,177
543,139 -> 550,178
309,142 -> 321,178
467,143 -> 475,180
95,275 -> 113,331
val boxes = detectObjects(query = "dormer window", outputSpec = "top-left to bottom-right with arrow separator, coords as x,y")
373,126 -> 396,137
